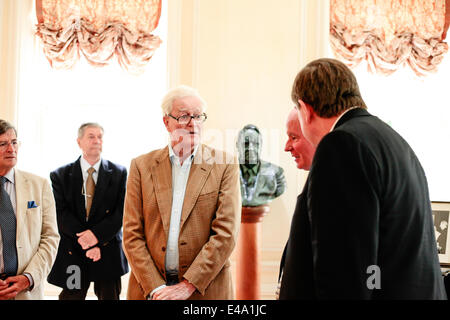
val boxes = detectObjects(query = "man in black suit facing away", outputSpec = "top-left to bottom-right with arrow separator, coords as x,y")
279,58 -> 447,300
48,123 -> 128,300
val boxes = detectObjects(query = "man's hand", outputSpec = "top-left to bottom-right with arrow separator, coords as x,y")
86,247 -> 101,262
152,280 -> 196,300
0,276 -> 30,300
76,229 -> 98,249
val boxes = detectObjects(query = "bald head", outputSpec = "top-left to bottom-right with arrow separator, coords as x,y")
287,109 -> 300,129
285,108 -> 316,170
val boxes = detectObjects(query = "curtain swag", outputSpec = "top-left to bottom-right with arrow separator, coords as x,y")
330,0 -> 450,76
35,0 -> 162,74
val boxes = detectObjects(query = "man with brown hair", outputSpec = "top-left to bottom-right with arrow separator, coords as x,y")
280,58 -> 446,299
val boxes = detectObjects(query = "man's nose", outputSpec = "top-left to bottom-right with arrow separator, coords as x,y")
284,141 -> 291,152
5,142 -> 15,152
186,117 -> 196,127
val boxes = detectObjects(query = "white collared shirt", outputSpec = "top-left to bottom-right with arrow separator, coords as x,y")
329,106 -> 361,132
165,144 -> 198,272
149,144 -> 199,299
79,156 -> 101,208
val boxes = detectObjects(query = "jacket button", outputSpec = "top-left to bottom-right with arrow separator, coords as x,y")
161,246 -> 166,252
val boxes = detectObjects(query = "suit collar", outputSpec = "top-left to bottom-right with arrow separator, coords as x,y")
71,157 -> 113,220
89,159 -> 112,218
154,144 -> 213,164
2,168 -> 15,184
152,147 -> 173,235
70,158 -> 86,219
180,145 -> 213,229
79,156 -> 102,173
13,170 -> 29,257
333,107 -> 370,130
168,143 -> 199,165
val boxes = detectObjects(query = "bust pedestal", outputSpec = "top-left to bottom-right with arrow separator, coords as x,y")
235,205 -> 269,300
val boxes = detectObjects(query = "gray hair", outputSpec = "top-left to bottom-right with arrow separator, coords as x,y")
0,119 -> 17,136
78,122 -> 104,139
161,85 -> 207,115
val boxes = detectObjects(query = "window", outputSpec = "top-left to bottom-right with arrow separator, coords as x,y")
16,1 -> 168,177
344,53 -> 450,201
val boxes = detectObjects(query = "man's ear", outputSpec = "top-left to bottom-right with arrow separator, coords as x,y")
163,116 -> 169,130
298,99 -> 314,124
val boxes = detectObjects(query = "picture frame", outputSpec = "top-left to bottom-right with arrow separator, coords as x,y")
431,202 -> 450,267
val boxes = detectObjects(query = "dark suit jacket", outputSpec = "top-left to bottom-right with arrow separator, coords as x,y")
280,108 -> 447,299
47,157 -> 129,288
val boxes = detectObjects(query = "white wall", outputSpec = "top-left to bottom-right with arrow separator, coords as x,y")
168,0 -> 330,298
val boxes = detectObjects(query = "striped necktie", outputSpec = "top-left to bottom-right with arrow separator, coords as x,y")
0,176 -> 18,275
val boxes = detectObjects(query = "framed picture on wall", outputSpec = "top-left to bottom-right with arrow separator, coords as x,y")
431,202 -> 450,266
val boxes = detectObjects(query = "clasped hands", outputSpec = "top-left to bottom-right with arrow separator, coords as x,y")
0,276 -> 30,300
76,229 -> 100,262
152,279 -> 196,300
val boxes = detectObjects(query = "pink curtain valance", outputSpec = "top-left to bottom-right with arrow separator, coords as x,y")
35,0 -> 162,74
330,0 -> 450,76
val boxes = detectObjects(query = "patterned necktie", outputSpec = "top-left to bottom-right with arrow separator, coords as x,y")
0,176 -> 18,275
85,167 -> 96,219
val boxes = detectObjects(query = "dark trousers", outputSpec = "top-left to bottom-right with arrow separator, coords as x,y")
59,278 -> 122,300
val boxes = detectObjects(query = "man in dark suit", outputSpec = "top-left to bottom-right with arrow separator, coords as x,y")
47,123 -> 128,300
276,108 -> 316,299
280,58 -> 447,299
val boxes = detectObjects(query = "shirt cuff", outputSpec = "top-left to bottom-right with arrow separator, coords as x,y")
23,273 -> 34,291
148,285 -> 166,300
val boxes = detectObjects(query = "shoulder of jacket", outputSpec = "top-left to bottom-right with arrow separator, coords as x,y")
133,147 -> 167,166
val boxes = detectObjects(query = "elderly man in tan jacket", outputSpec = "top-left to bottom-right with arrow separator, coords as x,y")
123,86 -> 241,300
0,120 -> 59,300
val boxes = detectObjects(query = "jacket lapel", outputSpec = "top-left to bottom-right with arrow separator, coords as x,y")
89,159 -> 112,218
179,144 -> 213,230
71,158 -> 85,220
14,169 -> 28,263
152,147 -> 173,235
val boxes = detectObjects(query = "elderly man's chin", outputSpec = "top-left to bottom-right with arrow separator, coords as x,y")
295,157 -> 304,169
172,133 -> 200,154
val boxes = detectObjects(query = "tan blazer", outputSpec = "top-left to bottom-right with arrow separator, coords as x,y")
14,169 -> 60,300
123,144 -> 241,300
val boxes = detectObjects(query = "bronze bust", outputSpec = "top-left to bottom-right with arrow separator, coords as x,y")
237,124 -> 286,207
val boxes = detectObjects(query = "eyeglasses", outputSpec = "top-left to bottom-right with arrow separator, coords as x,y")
0,140 -> 20,151
167,113 -> 207,125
